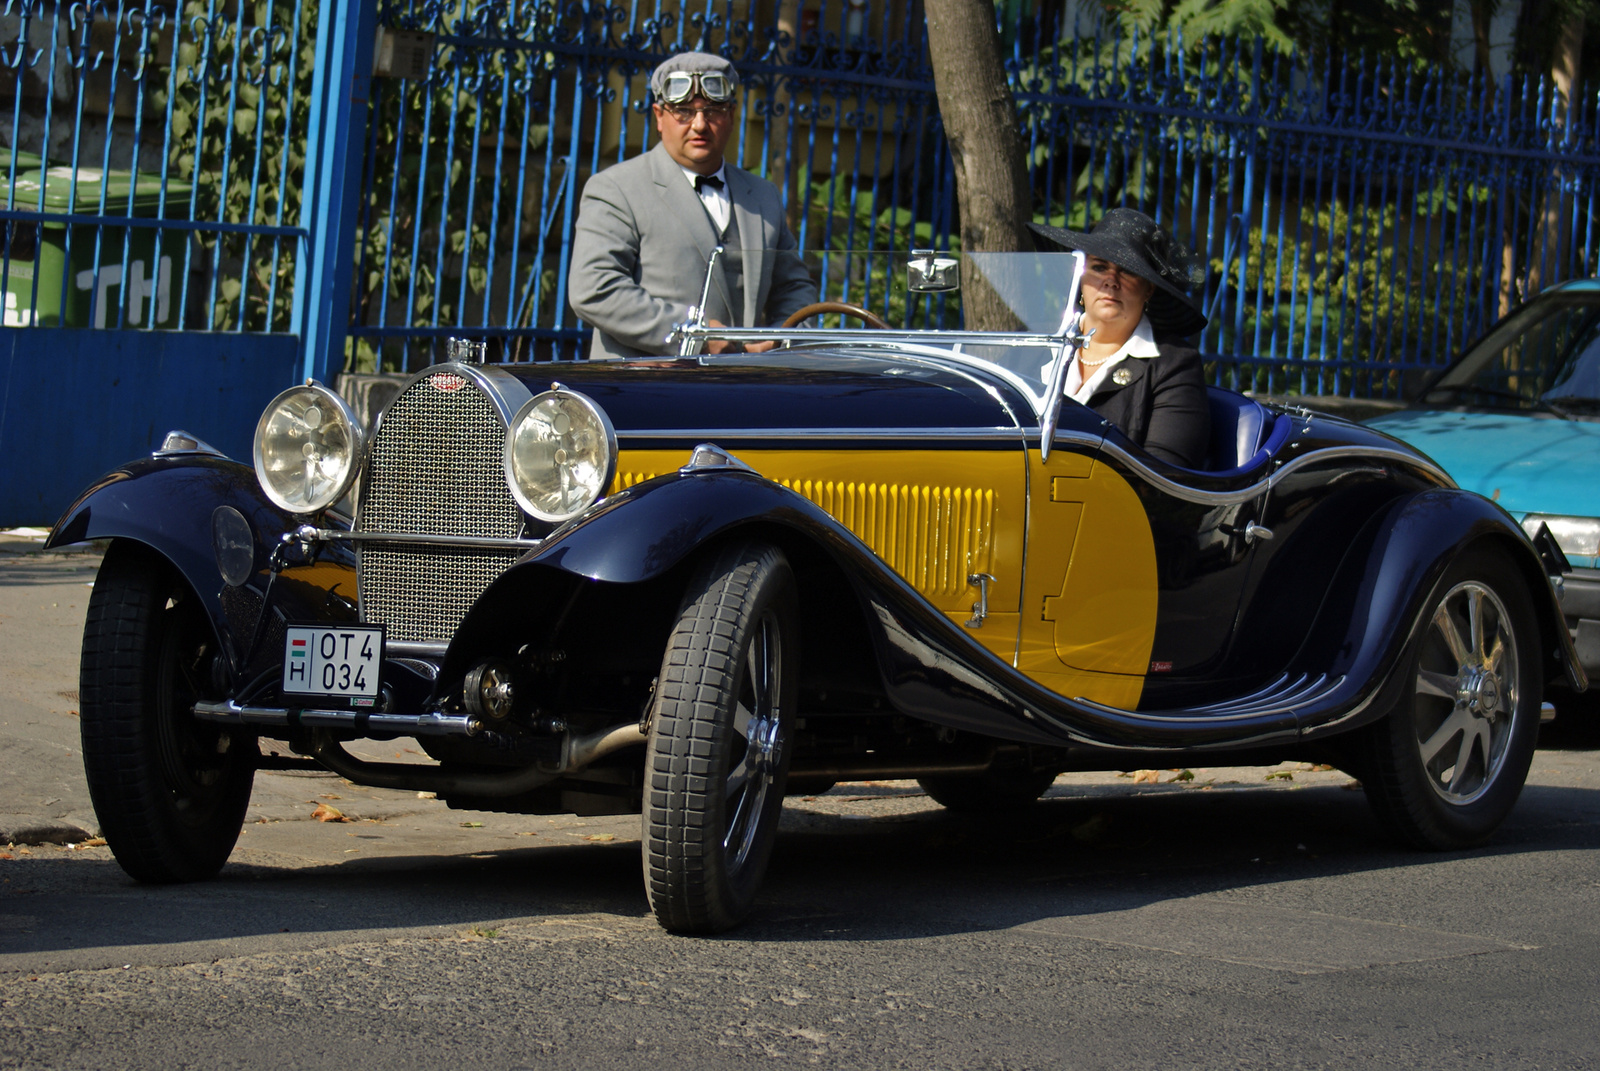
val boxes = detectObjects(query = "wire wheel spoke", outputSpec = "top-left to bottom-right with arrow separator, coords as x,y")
723,613 -> 781,871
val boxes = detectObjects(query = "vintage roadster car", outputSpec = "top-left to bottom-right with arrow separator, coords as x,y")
50,251 -> 1585,933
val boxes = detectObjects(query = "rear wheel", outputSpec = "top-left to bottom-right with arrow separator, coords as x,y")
1360,549 -> 1540,849
642,541 -> 798,933
80,546 -> 254,882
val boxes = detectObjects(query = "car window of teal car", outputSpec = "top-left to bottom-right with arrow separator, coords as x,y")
1426,296 -> 1600,411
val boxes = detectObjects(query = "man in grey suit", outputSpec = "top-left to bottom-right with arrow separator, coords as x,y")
567,51 -> 816,358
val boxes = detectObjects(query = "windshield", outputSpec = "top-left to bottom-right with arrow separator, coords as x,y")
687,249 -> 1082,404
1424,291 -> 1600,413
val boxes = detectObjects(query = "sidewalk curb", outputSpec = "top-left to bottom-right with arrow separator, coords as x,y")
2,822 -> 96,846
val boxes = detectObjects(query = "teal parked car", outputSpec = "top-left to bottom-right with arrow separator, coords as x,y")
1368,279 -> 1600,675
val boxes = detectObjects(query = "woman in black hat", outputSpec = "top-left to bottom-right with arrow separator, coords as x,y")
1030,209 -> 1210,469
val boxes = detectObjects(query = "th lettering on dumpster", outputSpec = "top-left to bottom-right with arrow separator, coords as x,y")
2,165 -> 192,328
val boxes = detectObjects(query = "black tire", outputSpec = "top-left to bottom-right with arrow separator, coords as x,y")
918,765 -> 1059,813
642,541 -> 799,933
80,545 -> 254,882
1359,548 -> 1541,850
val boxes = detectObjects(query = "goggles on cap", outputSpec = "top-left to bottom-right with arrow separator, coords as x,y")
658,70 -> 735,105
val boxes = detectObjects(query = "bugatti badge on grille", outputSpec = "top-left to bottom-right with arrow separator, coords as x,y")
429,372 -> 467,392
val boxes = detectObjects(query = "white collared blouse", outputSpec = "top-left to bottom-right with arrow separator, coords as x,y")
1065,314 -> 1160,404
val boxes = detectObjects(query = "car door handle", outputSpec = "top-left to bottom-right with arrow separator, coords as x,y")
966,573 -> 995,628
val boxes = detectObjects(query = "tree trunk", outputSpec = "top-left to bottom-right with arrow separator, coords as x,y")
1527,10 -> 1583,296
923,0 -> 1033,329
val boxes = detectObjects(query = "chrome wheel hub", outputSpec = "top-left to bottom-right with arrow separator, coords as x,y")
1413,581 -> 1518,806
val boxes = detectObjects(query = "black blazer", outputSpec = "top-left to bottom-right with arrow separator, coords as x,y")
1086,343 -> 1210,469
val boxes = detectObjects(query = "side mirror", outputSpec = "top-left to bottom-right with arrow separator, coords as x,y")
907,249 -> 959,293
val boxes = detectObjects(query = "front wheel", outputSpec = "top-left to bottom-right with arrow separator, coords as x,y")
80,546 -> 255,882
643,541 -> 799,933
1359,548 -> 1541,850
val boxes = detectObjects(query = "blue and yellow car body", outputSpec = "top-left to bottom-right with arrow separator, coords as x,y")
51,349 -> 1580,765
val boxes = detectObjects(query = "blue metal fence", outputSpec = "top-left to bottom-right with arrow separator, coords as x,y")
0,0 -> 319,333
1014,24 -> 1600,397
345,2 -> 1600,399
7,0 -> 1600,401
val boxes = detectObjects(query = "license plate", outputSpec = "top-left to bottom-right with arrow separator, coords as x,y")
283,625 -> 384,702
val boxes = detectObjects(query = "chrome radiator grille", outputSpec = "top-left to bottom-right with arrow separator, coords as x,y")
356,372 -> 523,644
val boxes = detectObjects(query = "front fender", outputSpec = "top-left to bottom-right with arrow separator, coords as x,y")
46,455 -> 359,679
521,468 -> 835,584
1298,488 -> 1584,740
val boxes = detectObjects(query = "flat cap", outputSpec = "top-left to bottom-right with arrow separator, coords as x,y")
649,51 -> 740,97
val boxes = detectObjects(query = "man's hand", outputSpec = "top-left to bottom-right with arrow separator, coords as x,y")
703,319 -> 779,354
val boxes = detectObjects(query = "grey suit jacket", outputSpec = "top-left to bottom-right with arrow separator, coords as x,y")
567,142 -> 816,359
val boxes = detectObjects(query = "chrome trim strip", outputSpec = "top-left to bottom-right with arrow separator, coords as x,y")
616,426 -> 1022,441
1096,441 -> 1455,507
304,527 -> 545,550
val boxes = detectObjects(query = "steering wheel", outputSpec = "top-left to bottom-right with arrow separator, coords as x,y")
781,301 -> 892,330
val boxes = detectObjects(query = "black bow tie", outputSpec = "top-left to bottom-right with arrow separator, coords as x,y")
695,174 -> 725,192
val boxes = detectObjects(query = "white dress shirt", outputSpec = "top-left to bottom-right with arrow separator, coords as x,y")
1065,315 -> 1160,403
680,163 -> 731,233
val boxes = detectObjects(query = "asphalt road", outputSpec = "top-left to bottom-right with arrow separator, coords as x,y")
3,532 -> 1599,1069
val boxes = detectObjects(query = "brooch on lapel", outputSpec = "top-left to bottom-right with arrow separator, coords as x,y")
1112,367 -> 1134,386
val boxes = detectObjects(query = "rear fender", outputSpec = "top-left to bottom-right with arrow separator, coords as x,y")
1297,489 -> 1583,740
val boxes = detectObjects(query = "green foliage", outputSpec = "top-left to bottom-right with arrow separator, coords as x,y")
801,176 -> 963,329
152,0 -> 319,331
1223,183 -> 1495,395
346,33 -> 554,372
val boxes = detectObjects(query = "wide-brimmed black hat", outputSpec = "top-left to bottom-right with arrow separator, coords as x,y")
1029,209 -> 1208,337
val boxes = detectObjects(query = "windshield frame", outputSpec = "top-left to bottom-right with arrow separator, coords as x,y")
665,249 -> 1089,423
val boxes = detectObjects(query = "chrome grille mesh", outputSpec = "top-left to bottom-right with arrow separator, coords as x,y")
356,374 -> 523,644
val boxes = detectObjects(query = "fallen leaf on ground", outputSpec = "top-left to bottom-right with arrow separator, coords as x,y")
1131,769 -> 1161,784
460,821 -> 484,828
1168,769 -> 1195,782
0,852 -> 12,860
319,794 -> 342,801
311,803 -> 348,823
583,833 -> 615,842
72,837 -> 107,850
1266,770 -> 1294,781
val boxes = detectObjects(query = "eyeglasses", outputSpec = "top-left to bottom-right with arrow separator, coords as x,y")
658,70 -> 735,105
659,102 -> 733,123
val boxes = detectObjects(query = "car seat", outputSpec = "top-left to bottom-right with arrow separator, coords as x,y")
1203,387 -> 1286,475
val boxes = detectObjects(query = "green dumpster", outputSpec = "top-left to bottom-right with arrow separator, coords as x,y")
2,165 -> 192,329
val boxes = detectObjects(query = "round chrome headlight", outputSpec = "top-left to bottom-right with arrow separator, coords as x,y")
504,389 -> 617,523
253,383 -> 365,514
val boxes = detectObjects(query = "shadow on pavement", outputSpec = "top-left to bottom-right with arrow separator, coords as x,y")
4,777 -> 1596,956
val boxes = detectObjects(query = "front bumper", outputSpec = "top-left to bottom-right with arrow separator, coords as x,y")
1560,567 -> 1600,674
